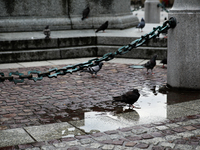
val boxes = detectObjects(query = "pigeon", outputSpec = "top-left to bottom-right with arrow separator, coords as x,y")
82,7 -> 90,20
113,89 -> 140,109
143,54 -> 158,74
43,25 -> 51,39
95,21 -> 108,33
160,58 -> 167,68
136,18 -> 145,32
80,62 -> 103,77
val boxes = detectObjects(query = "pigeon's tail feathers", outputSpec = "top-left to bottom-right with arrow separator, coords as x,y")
80,68 -> 89,73
82,17 -> 84,20
113,96 -> 123,101
95,29 -> 99,33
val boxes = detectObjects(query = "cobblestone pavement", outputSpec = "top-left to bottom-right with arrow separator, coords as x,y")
2,114 -> 200,150
0,62 -> 166,131
1,62 -> 200,149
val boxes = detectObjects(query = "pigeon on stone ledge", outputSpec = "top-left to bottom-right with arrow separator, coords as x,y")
95,21 -> 108,33
113,89 -> 140,109
43,25 -> 51,39
80,62 -> 104,77
136,18 -> 145,32
143,54 -> 158,74
82,7 -> 90,20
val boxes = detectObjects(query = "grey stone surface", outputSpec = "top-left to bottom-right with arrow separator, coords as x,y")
167,0 -> 200,89
0,128 -> 34,147
24,122 -> 76,142
0,0 -> 138,32
144,0 -> 160,23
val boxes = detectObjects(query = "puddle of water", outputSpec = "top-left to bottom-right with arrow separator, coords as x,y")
39,85 -> 200,134
65,86 -> 168,133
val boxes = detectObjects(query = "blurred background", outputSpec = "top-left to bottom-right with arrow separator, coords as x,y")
131,0 -> 174,8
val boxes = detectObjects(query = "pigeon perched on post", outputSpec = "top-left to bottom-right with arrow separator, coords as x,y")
113,89 -> 140,109
136,18 -> 145,32
160,58 -> 167,68
95,21 -> 108,33
80,62 -> 104,77
43,25 -> 51,39
143,54 -> 158,74
82,7 -> 90,20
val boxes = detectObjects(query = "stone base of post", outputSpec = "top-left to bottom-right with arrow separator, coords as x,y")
167,0 -> 200,89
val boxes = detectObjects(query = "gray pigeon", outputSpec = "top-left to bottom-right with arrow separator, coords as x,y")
113,89 -> 140,109
43,25 -> 51,39
143,54 -> 157,74
136,18 -> 145,32
95,21 -> 108,33
80,62 -> 104,77
82,7 -> 90,20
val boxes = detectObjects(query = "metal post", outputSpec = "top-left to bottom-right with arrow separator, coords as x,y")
144,0 -> 160,23
167,0 -> 200,89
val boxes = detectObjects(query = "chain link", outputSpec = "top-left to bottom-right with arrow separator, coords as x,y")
0,17 -> 176,84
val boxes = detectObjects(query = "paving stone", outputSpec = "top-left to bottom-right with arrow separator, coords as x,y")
104,130 -> 119,135
89,143 -> 102,149
132,128 -> 148,135
136,143 -> 149,149
61,137 -> 76,142
183,126 -> 196,131
125,141 -> 137,147
80,138 -> 93,144
26,148 -> 41,150
32,142 -> 46,147
41,145 -> 56,150
112,140 -> 124,145
67,147 -> 79,150
18,144 -> 33,149
172,127 -> 187,133
151,132 -> 165,137
151,146 -> 165,150
141,134 -> 154,139
126,136 -> 142,141
159,142 -> 175,148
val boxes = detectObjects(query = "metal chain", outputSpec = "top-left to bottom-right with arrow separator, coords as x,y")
0,17 -> 176,84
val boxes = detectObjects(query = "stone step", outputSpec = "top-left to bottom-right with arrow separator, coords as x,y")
0,35 -> 167,51
0,45 -> 167,63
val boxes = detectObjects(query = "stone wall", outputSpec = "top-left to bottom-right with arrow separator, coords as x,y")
0,0 -> 138,32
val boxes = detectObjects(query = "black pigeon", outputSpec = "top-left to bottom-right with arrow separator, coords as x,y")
80,62 -> 103,77
82,7 -> 90,20
43,25 -> 51,39
143,54 -> 158,74
136,18 -> 145,32
95,21 -> 108,33
160,58 -> 167,68
113,89 -> 140,109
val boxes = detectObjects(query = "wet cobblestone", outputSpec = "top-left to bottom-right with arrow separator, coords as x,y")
1,62 -> 200,149
0,63 -> 167,130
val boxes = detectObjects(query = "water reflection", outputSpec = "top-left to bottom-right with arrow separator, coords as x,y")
39,85 -> 200,133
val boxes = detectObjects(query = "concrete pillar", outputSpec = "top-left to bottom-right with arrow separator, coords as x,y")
167,0 -> 200,89
144,0 -> 160,23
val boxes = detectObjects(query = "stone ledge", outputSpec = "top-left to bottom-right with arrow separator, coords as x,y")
0,46 -> 167,63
